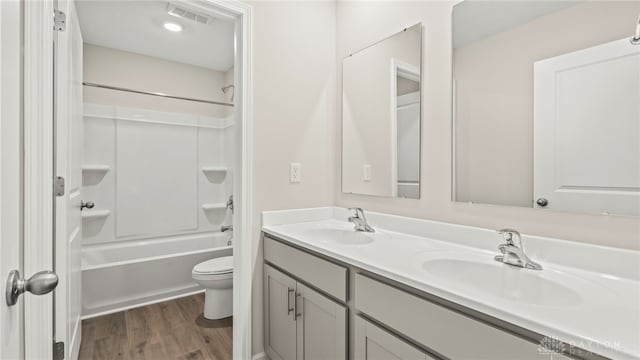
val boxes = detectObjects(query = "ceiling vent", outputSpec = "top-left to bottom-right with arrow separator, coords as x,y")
167,3 -> 211,25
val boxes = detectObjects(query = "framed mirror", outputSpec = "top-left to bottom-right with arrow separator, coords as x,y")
452,1 -> 640,216
342,23 -> 422,199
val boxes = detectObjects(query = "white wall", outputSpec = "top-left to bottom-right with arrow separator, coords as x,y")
454,1 -> 640,207
249,1 -> 336,355
83,44 -> 231,117
335,1 -> 640,252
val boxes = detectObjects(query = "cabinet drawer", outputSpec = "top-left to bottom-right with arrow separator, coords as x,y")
355,273 -> 571,360
264,236 -> 348,302
355,316 -> 434,360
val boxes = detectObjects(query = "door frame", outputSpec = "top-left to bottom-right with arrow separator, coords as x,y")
23,1 -> 254,359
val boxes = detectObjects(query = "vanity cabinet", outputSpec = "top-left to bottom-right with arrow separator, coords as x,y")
264,265 -> 297,360
355,316 -> 434,360
296,281 -> 347,360
355,274 -> 574,360
264,264 -> 347,360
264,236 -> 348,301
263,235 -> 580,360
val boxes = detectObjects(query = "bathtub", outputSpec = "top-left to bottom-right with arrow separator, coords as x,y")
81,232 -> 232,318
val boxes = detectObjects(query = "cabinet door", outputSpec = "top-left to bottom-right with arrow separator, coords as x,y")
264,265 -> 298,360
295,282 -> 347,360
354,316 -> 433,360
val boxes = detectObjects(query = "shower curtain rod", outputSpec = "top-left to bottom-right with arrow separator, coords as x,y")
82,82 -> 235,107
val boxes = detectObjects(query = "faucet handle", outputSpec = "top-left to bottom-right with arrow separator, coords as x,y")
347,208 -> 375,232
348,208 -> 367,221
497,228 -> 522,248
350,208 -> 369,221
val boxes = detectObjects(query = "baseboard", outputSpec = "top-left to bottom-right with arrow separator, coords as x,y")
252,352 -> 268,360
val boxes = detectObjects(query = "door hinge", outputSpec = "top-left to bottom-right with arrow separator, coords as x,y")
54,176 -> 65,197
53,9 -> 66,32
53,341 -> 64,360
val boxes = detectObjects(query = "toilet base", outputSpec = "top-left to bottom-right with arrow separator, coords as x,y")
204,288 -> 233,320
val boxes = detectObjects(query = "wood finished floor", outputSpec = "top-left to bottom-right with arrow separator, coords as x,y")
78,294 -> 232,360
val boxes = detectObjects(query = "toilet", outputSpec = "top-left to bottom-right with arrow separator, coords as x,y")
192,256 -> 233,320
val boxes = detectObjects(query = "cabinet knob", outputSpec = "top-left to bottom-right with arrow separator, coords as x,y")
536,198 -> 548,207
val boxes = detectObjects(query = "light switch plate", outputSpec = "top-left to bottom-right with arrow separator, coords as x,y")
363,164 -> 372,182
290,162 -> 301,183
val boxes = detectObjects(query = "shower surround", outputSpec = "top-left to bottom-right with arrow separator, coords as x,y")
80,103 -> 234,317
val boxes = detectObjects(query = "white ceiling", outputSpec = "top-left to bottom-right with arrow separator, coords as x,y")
76,1 -> 235,71
453,1 -> 580,49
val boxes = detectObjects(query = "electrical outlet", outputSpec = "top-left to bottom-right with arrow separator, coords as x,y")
290,162 -> 301,183
363,164 -> 372,182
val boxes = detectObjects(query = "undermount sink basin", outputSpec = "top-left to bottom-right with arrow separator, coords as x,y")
303,228 -> 386,245
420,252 -> 583,307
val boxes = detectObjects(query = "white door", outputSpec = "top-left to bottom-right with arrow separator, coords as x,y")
534,38 -> 640,215
396,91 -> 421,199
1,1 -> 25,358
54,1 -> 84,359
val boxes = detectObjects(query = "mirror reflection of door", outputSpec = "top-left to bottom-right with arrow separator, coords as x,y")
393,62 -> 420,199
452,1 -> 640,216
533,38 -> 640,216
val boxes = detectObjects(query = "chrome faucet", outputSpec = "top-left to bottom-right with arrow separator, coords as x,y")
348,208 -> 375,232
494,229 -> 542,270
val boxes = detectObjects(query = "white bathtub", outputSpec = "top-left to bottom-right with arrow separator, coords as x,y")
81,232 -> 232,318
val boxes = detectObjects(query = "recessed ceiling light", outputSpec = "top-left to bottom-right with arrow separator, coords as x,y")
163,22 -> 182,32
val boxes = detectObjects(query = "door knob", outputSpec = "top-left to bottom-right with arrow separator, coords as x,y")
536,198 -> 549,207
5,270 -> 59,306
80,200 -> 95,210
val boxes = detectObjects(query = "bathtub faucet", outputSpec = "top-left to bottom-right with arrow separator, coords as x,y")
221,225 -> 233,233
226,195 -> 234,214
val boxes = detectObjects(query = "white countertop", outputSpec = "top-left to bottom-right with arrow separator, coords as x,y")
262,207 -> 640,360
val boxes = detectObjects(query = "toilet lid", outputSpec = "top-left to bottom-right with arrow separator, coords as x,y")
193,256 -> 233,274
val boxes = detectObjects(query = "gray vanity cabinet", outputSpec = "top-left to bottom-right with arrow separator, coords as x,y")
263,235 -> 582,360
264,264 -> 347,360
355,316 -> 434,360
264,265 -> 297,360
354,274 -> 575,360
296,282 -> 347,360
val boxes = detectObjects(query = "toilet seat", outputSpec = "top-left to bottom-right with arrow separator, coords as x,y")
193,256 -> 233,275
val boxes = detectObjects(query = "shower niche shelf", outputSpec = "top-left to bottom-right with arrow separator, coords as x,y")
82,165 -> 110,173
202,203 -> 227,211
202,166 -> 227,183
82,209 -> 111,220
